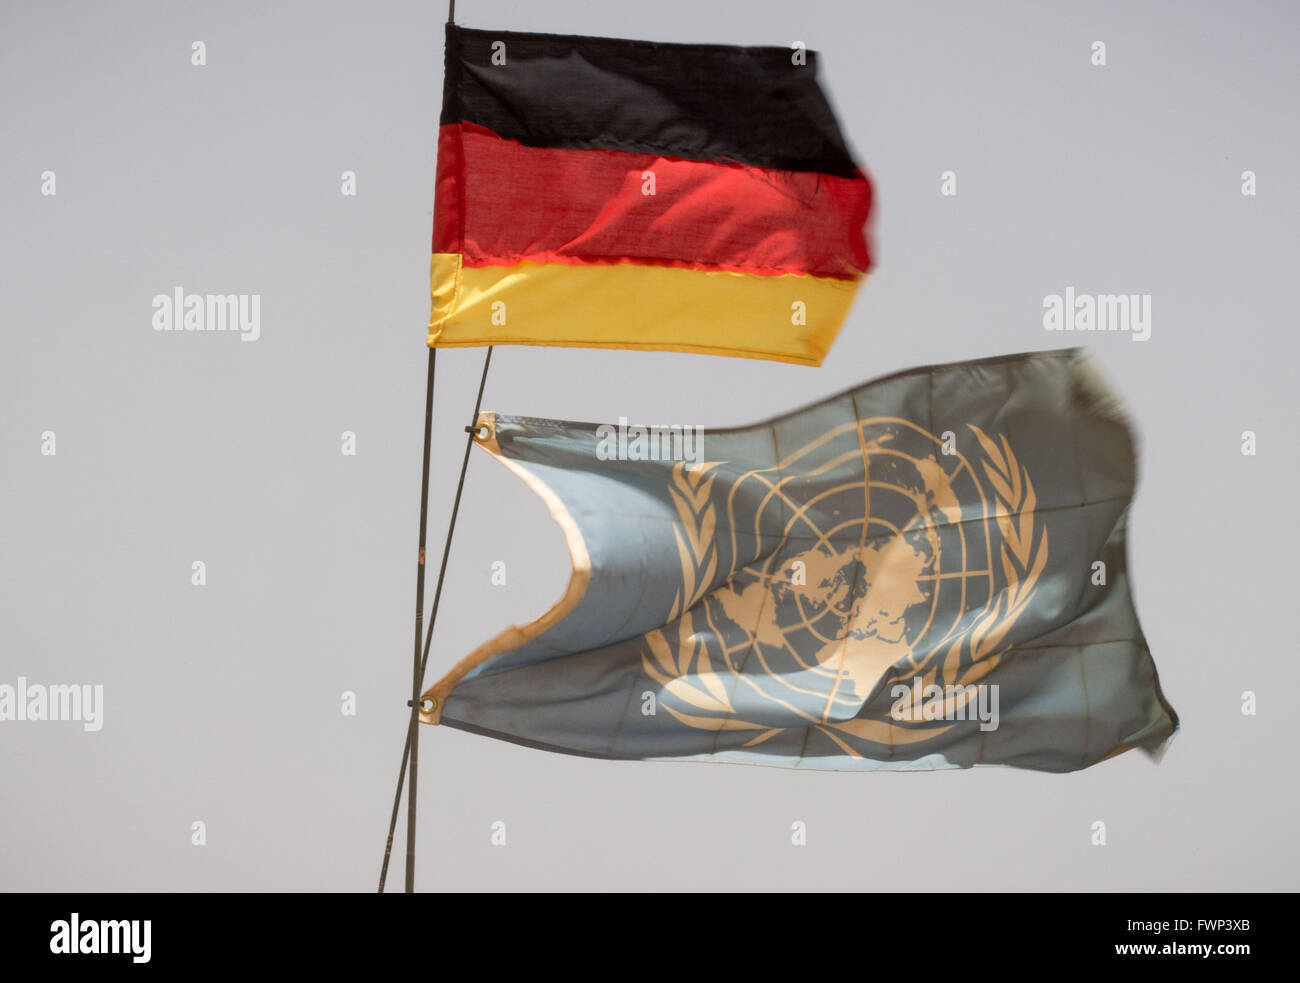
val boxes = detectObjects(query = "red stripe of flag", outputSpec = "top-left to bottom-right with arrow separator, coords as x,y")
433,122 -> 871,279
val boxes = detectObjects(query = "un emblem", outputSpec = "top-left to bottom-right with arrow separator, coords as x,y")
642,418 -> 1047,755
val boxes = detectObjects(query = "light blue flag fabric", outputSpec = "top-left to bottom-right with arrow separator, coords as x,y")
420,348 -> 1178,772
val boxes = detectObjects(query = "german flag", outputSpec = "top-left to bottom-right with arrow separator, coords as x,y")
430,24 -> 874,365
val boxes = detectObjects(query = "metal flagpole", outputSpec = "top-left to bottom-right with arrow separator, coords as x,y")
404,348 -> 438,894
380,347 -> 492,893
376,0 -> 464,895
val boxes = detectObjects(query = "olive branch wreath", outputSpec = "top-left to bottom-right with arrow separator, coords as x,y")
641,427 -> 1049,752
664,460 -> 723,623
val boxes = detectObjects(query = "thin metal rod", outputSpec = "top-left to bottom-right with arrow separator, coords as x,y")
417,347 -> 492,682
378,0 -> 460,895
387,348 -> 437,894
404,358 -> 439,896
378,346 -> 492,893
378,725 -> 412,893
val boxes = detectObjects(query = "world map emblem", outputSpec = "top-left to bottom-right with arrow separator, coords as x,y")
641,418 -> 1049,756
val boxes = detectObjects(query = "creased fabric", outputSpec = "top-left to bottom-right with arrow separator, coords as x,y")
422,348 -> 1179,773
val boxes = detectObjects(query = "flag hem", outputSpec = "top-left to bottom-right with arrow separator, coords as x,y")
420,412 -> 592,724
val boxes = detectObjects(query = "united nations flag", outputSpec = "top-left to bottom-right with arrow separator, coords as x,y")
420,349 -> 1178,772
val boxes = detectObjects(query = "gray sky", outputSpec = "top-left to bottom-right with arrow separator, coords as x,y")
1,0 -> 1297,890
